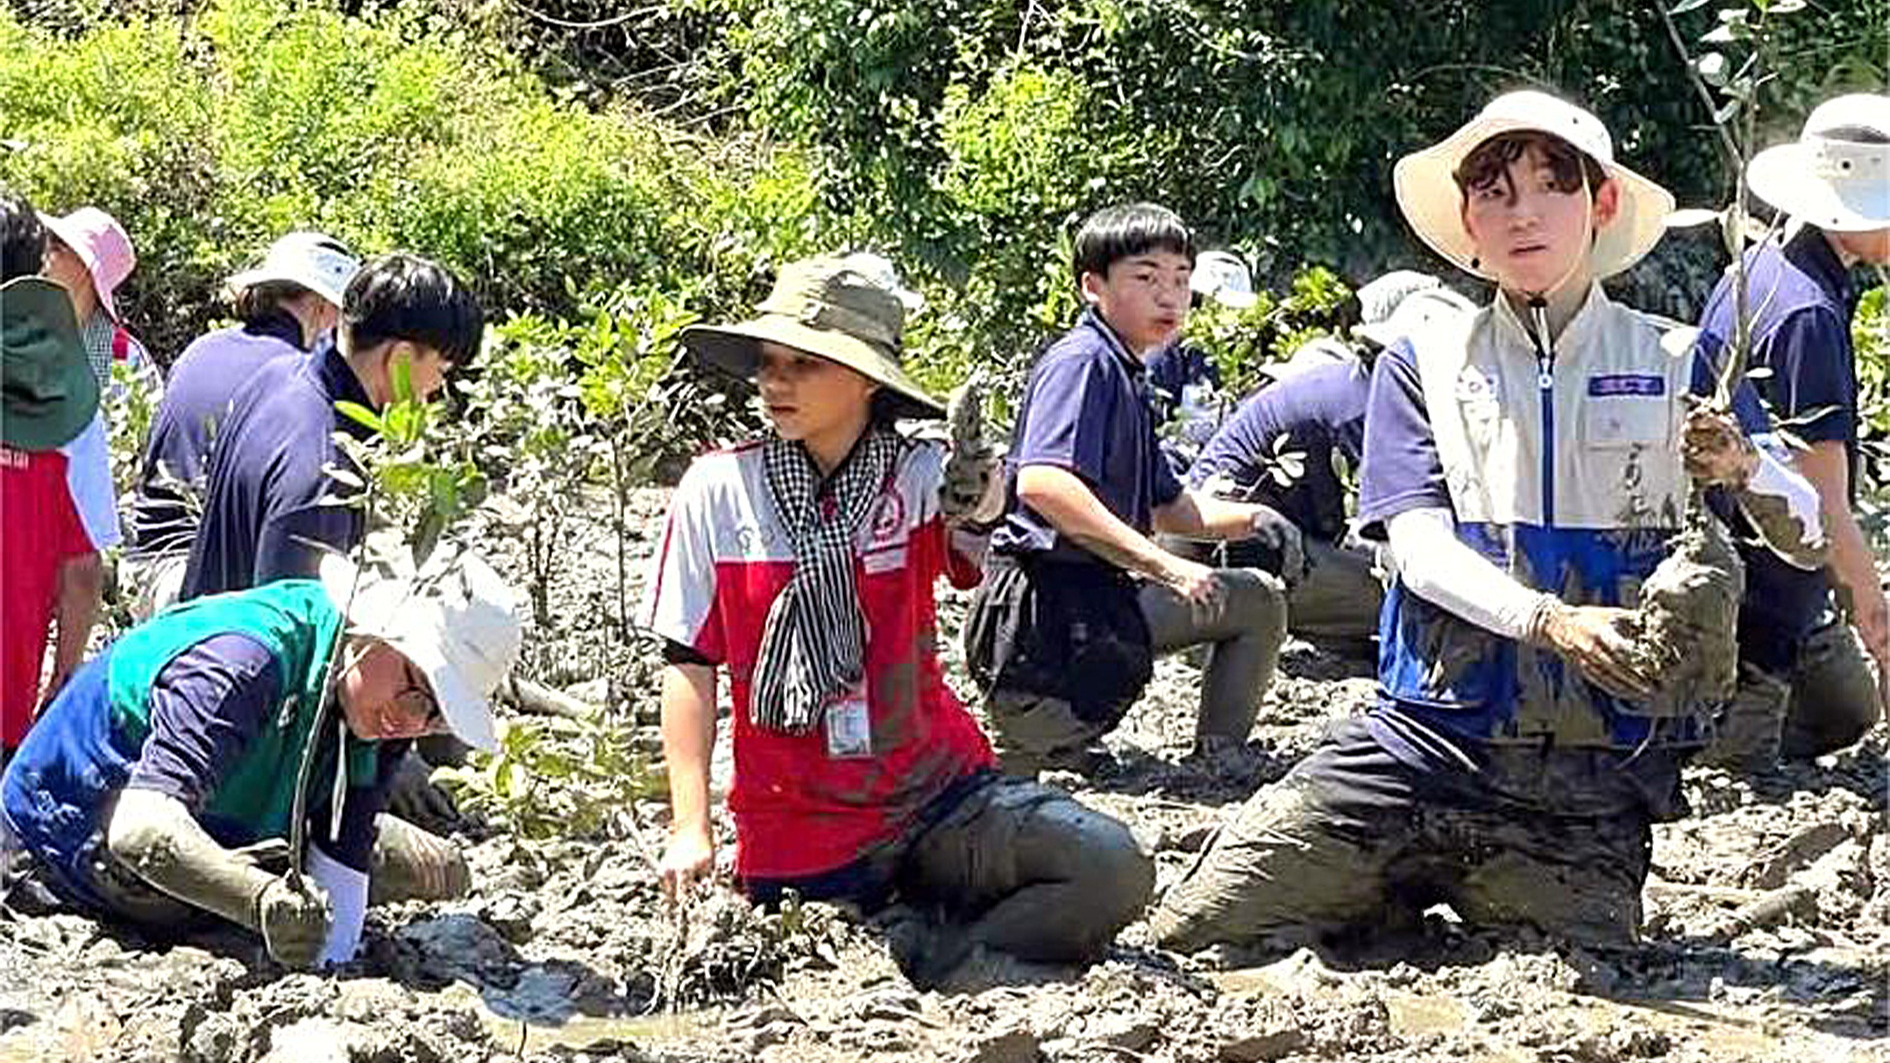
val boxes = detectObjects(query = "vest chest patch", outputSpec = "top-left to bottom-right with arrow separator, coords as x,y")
1588,373 -> 1666,397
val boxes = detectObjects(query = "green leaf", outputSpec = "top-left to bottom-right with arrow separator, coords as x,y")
391,349 -> 415,404
335,401 -> 385,435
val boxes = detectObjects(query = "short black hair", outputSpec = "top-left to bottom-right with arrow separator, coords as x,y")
341,253 -> 484,367
1,189 -> 46,283
1072,202 -> 1196,283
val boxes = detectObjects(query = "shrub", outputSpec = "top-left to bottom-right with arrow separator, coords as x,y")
0,0 -> 832,362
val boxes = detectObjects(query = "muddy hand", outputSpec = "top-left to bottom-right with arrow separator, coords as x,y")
659,824 -> 716,904
255,874 -> 333,969
942,375 -> 1004,523
1533,603 -> 1656,700
1248,505 -> 1308,587
1162,556 -> 1223,610
1681,404 -> 1758,488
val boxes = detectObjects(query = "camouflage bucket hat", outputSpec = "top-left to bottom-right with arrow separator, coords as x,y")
680,255 -> 944,419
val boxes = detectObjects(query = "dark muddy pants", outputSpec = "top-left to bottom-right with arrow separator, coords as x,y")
1283,540 -> 1383,645
1148,718 -> 1654,953
1707,615 -> 1880,769
2,811 -> 467,931
986,568 -> 1288,774
746,773 -> 1154,978
1175,534 -> 1383,645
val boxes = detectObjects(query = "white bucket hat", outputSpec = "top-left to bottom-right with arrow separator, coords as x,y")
1190,249 -> 1258,309
1747,94 -> 1890,233
226,231 -> 361,309
320,548 -> 524,753
1355,284 -> 1479,350
1393,90 -> 1675,281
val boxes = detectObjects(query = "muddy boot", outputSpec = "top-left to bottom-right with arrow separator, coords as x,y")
875,905 -> 972,989
369,814 -> 470,905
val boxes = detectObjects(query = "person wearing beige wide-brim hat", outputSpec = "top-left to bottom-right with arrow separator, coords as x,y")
648,253 -> 1155,987
1693,93 -> 1890,773
1150,91 -> 1827,956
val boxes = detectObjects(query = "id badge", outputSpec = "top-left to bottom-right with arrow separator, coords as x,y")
823,682 -> 873,759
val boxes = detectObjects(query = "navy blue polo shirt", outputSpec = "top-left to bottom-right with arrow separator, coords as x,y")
127,633 -> 402,873
1187,360 -> 1368,544
1696,226 -> 1858,673
1146,341 -> 1222,433
128,314 -> 307,559
179,336 -> 374,601
991,308 -> 1184,564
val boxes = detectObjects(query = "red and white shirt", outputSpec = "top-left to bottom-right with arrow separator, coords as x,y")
1,416 -> 120,747
643,439 -> 995,880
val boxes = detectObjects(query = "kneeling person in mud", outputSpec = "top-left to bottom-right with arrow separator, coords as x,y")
966,204 -> 1295,775
1151,93 -> 1826,953
1182,276 -> 1479,647
0,552 -> 523,968
645,255 -> 1153,987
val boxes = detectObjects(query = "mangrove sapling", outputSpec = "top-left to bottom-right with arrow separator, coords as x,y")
1612,0 -> 1824,705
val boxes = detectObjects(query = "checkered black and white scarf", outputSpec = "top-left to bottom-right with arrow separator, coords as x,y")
750,426 -> 907,734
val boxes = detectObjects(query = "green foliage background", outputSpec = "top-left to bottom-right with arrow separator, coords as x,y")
2,0 -> 1885,426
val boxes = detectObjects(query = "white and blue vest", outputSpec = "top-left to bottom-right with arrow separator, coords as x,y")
1379,284 -> 1709,749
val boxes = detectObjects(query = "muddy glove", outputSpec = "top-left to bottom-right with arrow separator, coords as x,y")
254,874 -> 334,969
1527,600 -> 1656,700
1247,505 -> 1308,587
368,813 -> 471,905
940,377 -> 1006,525
384,748 -> 460,833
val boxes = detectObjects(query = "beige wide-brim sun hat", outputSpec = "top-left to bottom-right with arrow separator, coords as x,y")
681,254 -> 945,419
1746,94 -> 1890,233
1393,90 -> 1675,282
320,549 -> 524,754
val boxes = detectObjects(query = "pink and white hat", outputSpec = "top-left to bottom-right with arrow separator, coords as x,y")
38,208 -> 136,321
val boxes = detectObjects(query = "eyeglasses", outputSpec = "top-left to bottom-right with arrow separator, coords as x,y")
394,659 -> 444,733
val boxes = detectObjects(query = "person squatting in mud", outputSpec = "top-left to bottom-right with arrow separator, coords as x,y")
122,231 -> 364,623
1177,272 -> 1479,650
964,203 -> 1299,777
0,551 -> 523,969
1696,93 -> 1890,771
1150,91 -> 1828,953
643,254 -> 1155,988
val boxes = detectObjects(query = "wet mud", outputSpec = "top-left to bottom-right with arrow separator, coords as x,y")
1,486 -> 1882,1062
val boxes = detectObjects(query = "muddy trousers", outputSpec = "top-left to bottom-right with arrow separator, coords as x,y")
1171,535 -> 1384,645
4,812 -> 467,932
745,774 -> 1154,980
1282,540 -> 1384,645
1707,616 -> 1880,769
986,568 -> 1288,774
1148,718 -> 1652,953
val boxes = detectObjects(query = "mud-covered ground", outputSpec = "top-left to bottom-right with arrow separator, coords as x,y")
2,485 -> 1884,1063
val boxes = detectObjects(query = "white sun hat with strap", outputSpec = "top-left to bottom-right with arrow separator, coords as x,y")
320,547 -> 524,753
1747,94 -> 1890,233
1393,90 -> 1675,281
